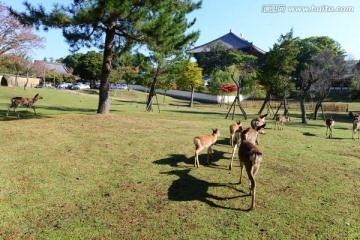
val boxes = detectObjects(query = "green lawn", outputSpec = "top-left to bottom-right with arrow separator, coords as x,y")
0,86 -> 359,239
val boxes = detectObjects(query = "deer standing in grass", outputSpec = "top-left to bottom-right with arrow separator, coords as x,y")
250,114 -> 267,144
352,118 -> 360,140
229,124 -> 266,170
238,127 -> 264,210
229,121 -> 242,147
325,117 -> 335,138
275,114 -> 290,130
6,93 -> 43,117
193,129 -> 220,168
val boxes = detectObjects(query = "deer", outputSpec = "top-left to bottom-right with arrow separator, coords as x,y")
229,123 -> 266,170
250,113 -> 267,144
6,93 -> 43,118
325,116 -> 335,138
275,114 -> 290,130
251,113 -> 267,131
352,119 -> 360,140
229,121 -> 242,147
238,127 -> 264,210
193,129 -> 220,168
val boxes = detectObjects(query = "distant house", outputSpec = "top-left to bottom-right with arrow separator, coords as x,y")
337,60 -> 360,89
33,60 -> 73,76
188,30 -> 266,58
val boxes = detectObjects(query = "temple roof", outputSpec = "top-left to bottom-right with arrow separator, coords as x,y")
188,30 -> 265,57
34,60 -> 72,75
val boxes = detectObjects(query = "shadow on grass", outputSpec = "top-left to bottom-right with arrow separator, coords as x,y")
161,169 -> 251,211
302,132 -> 317,137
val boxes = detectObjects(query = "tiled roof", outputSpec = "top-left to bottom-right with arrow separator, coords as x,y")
188,31 -> 265,56
34,60 -> 71,75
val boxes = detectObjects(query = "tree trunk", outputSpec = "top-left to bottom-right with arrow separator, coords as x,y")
313,87 -> 331,120
258,93 -> 270,114
300,95 -> 307,123
97,27 -> 115,114
146,66 -> 161,112
189,87 -> 195,107
283,96 -> 289,116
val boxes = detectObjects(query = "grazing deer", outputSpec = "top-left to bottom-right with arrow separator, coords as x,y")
193,129 -> 220,168
238,127 -> 263,210
352,119 -> 360,140
229,124 -> 266,170
6,93 -> 43,117
229,121 -> 242,147
275,114 -> 290,130
325,117 -> 335,138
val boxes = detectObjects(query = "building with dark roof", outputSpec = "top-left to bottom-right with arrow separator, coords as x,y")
188,30 -> 266,58
33,60 -> 72,75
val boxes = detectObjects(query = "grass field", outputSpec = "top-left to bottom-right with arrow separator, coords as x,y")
0,86 -> 359,239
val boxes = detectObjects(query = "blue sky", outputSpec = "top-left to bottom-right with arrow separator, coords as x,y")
7,0 -> 360,60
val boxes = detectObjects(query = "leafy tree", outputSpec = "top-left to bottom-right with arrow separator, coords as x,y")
305,52 -> 346,120
176,61 -> 203,107
194,42 -> 257,76
75,51 -> 102,82
295,36 -> 344,122
62,53 -> 85,76
0,3 -> 44,61
9,0 -> 201,114
258,29 -> 299,116
208,68 -> 231,94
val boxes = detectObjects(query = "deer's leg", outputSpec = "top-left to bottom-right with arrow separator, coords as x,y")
229,144 -> 238,170
207,147 -> 213,165
246,165 -> 256,210
239,161 -> 244,184
32,106 -> 37,116
6,107 -> 12,117
194,149 -> 200,168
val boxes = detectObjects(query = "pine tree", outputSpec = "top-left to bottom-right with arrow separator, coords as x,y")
9,0 -> 201,114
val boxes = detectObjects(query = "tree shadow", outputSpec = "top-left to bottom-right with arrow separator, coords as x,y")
161,169 -> 251,211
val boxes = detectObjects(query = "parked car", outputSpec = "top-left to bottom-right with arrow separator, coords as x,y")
71,83 -> 91,90
56,83 -> 71,89
110,84 -> 128,90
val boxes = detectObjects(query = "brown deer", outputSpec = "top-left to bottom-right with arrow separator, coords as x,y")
251,113 -> 267,131
275,114 -> 290,130
251,113 -> 267,143
238,127 -> 264,210
325,116 -> 335,138
6,93 -> 43,117
229,124 -> 266,170
193,129 -> 220,168
229,121 -> 242,147
352,119 -> 360,140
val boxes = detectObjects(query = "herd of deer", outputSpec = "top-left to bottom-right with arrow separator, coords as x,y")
193,111 -> 360,210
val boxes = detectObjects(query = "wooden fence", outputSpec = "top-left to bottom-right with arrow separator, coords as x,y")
241,100 -> 348,112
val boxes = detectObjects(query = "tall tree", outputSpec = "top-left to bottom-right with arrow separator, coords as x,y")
9,0 -> 201,114
176,61 -> 203,107
75,50 -> 103,82
258,29 -> 299,116
306,52 -> 345,120
295,36 -> 344,123
0,3 -> 44,60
